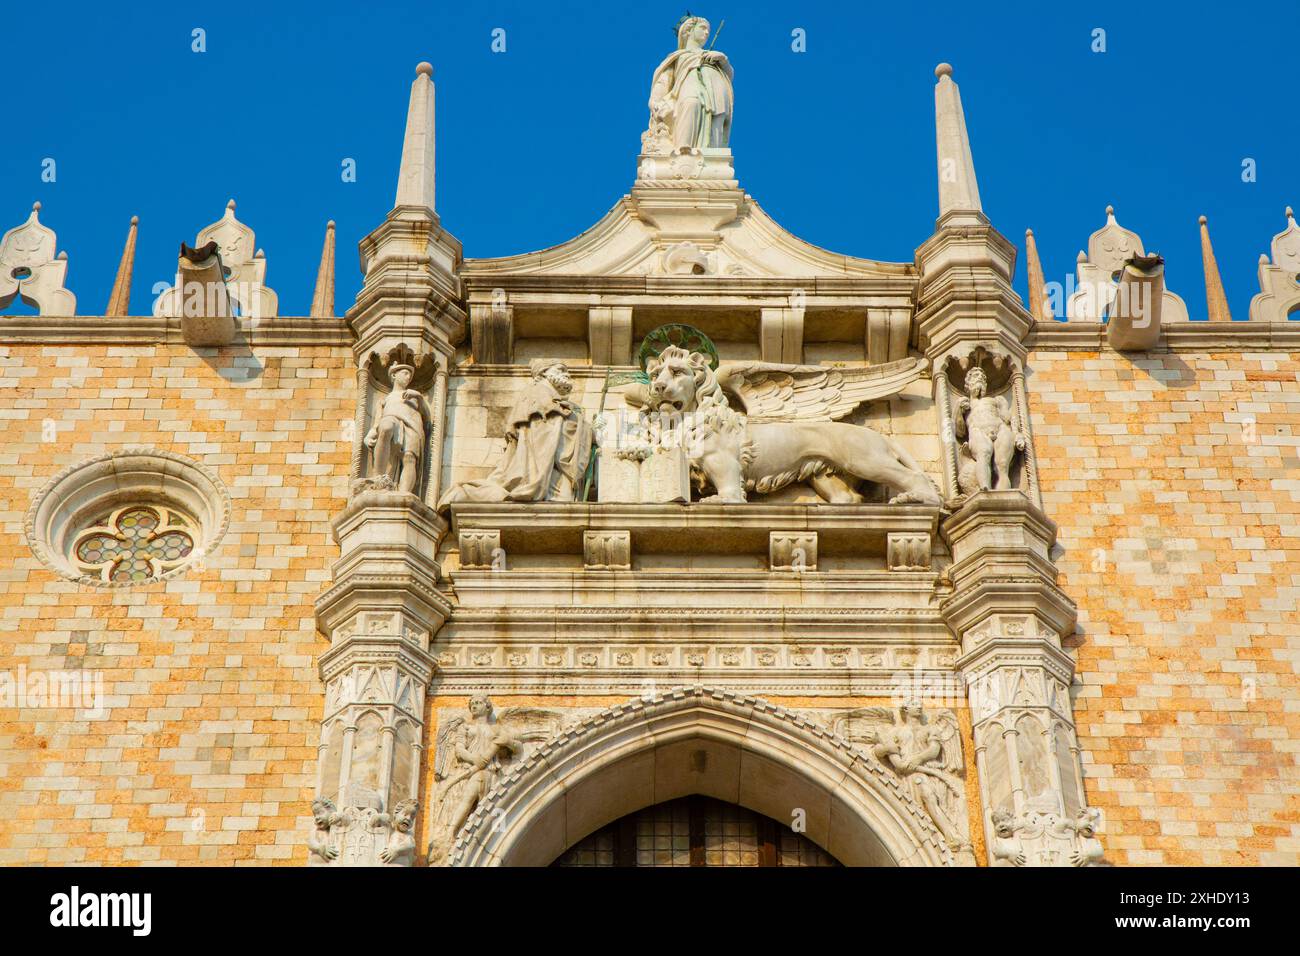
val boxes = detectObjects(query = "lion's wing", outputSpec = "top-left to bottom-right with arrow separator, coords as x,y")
718,357 -> 927,422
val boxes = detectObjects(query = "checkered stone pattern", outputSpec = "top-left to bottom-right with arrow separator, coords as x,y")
0,344 -> 355,864
1028,349 -> 1300,865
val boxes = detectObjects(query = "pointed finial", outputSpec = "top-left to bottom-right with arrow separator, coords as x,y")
32,201 -> 41,213
310,219 -> 337,318
1288,206 -> 1296,223
933,61 -> 983,224
105,214 -> 139,316
395,60 -> 437,212
1106,204 -> 1115,218
226,198 -> 236,210
1024,227 -> 1049,321
1198,213 -> 1232,322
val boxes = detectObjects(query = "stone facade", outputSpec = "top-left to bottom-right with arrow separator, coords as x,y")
0,20 -> 1296,867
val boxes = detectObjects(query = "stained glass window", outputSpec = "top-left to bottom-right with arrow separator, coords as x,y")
72,505 -> 196,583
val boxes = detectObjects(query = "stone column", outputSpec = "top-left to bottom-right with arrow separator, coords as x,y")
311,493 -> 449,866
310,62 -> 465,866
942,493 -> 1104,866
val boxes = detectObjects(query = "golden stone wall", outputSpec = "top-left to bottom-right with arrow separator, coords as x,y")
0,343 -> 354,864
1029,348 -> 1300,865
2,338 -> 1295,867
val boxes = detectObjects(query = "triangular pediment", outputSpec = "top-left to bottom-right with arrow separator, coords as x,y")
463,191 -> 914,282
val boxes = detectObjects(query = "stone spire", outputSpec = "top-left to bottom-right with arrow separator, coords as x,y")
933,63 -> 984,225
394,62 -> 436,212
105,215 -> 138,316
1198,215 -> 1232,322
310,220 -> 336,317
1024,228 -> 1048,321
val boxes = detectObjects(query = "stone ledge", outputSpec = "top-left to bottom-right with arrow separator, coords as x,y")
1027,319 -> 1300,351
447,501 -> 940,561
0,314 -> 354,347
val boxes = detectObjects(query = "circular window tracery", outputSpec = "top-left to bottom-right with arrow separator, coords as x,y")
71,505 -> 197,583
26,449 -> 230,588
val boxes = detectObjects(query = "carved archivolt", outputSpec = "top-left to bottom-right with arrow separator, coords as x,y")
448,685 -> 961,867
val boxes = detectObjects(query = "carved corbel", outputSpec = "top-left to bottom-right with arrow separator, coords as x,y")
583,530 -> 631,570
770,531 -> 817,571
459,530 -> 503,570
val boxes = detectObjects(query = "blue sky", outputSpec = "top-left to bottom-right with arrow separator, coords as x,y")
3,0 -> 1296,319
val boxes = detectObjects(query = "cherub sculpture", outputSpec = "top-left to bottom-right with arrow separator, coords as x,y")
379,798 -> 419,866
307,797 -> 340,865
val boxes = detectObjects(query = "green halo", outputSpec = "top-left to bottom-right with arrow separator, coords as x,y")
636,324 -> 720,371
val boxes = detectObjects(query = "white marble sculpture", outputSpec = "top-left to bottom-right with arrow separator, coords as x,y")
955,366 -> 1025,492
365,361 -> 430,494
989,805 -> 1106,868
438,360 -> 594,507
429,696 -> 583,863
639,344 -> 940,505
643,15 -> 733,155
0,203 -> 76,316
834,702 -> 975,862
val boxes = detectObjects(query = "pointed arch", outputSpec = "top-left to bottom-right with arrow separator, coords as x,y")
450,685 -> 957,867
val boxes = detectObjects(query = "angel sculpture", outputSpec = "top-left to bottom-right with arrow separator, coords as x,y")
635,338 -> 940,505
428,695 -> 570,863
833,702 -> 972,855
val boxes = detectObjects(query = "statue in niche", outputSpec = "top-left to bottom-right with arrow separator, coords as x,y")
624,325 -> 940,505
356,345 -> 436,497
438,360 -> 593,508
955,366 -> 1024,492
644,15 -> 734,154
834,702 -> 974,862
946,346 -> 1026,495
428,696 -> 577,863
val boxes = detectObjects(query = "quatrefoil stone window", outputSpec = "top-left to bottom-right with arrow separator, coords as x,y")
26,449 -> 230,588
72,505 -> 197,583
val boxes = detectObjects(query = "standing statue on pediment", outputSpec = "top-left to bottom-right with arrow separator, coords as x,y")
644,15 -> 734,154
438,360 -> 593,507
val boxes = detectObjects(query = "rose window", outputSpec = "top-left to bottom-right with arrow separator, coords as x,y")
71,505 -> 196,583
